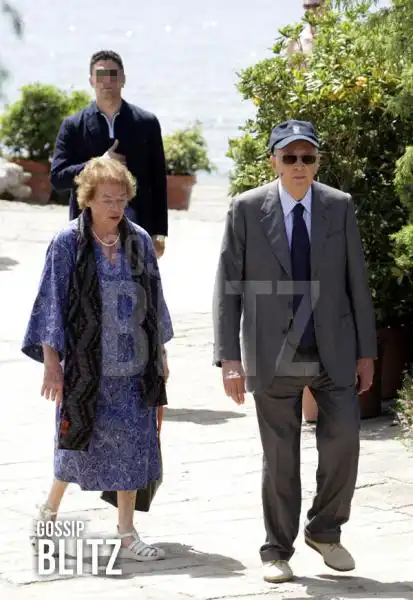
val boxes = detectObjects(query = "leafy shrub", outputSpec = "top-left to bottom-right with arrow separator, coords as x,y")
163,123 -> 214,176
66,89 -> 91,115
394,146 -> 413,217
0,83 -> 91,162
396,370 -> 413,437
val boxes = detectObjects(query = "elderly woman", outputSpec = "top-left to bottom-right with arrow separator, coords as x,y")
22,157 -> 173,561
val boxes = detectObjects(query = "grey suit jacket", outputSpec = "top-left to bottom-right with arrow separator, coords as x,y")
212,180 -> 377,393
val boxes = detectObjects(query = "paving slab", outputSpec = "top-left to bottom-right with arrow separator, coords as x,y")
0,188 -> 413,600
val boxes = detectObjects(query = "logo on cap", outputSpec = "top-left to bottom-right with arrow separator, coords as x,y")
293,125 -> 301,134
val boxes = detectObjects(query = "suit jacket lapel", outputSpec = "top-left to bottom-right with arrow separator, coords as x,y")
260,181 -> 292,278
85,102 -> 108,155
311,182 -> 331,278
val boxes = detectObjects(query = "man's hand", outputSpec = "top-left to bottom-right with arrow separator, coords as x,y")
152,236 -> 166,259
103,139 -> 126,164
222,360 -> 246,405
356,358 -> 374,394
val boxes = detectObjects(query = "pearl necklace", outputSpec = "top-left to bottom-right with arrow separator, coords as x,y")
92,229 -> 120,247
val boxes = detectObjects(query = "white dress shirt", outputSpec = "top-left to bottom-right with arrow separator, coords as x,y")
278,180 -> 312,247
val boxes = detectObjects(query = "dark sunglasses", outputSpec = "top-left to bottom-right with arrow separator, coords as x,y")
96,69 -> 119,79
281,154 -> 317,165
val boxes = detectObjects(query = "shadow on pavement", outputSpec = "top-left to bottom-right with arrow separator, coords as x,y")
359,414 -> 402,442
84,541 -> 246,580
0,256 -> 19,271
300,573 -> 413,599
303,413 -> 404,442
164,407 -> 245,425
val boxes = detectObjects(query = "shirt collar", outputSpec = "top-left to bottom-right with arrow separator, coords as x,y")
92,99 -> 124,117
278,179 -> 312,217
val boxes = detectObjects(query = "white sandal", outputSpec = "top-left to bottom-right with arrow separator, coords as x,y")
117,528 -> 165,562
30,504 -> 57,555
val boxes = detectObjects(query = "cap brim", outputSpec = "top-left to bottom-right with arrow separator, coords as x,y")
274,135 -> 319,150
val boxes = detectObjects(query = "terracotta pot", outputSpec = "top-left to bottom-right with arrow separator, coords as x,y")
358,377 -> 381,417
11,158 -> 51,204
167,175 -> 196,210
302,353 -> 383,422
303,386 -> 318,422
378,326 -> 407,400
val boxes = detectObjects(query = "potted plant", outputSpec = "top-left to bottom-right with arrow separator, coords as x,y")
163,122 -> 214,210
0,83 -> 90,203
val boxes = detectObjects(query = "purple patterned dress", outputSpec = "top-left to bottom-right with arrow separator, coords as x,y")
22,220 -> 173,491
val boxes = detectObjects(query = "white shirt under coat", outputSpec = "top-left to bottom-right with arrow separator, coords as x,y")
278,179 -> 312,247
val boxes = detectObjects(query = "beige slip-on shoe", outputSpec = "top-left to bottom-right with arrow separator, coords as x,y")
305,537 -> 355,571
263,560 -> 294,583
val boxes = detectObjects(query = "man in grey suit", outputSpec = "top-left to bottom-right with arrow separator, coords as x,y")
212,120 -> 377,583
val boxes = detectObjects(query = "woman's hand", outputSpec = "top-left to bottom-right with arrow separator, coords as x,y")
152,236 -> 166,259
41,345 -> 64,406
41,361 -> 64,405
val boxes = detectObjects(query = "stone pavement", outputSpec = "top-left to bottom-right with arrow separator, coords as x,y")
0,187 -> 413,600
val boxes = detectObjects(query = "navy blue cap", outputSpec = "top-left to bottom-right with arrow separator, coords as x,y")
269,119 -> 319,153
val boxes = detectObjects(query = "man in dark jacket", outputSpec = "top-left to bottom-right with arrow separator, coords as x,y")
50,50 -> 168,257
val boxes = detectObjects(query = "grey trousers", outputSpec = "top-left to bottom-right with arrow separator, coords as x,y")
253,355 -> 360,562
